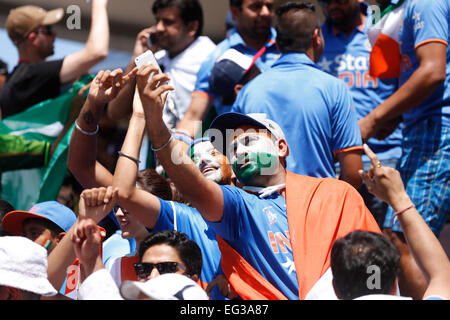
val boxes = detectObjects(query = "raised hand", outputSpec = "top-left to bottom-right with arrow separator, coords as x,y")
135,64 -> 173,119
87,68 -> 138,109
78,186 -> 119,223
358,144 -> 412,210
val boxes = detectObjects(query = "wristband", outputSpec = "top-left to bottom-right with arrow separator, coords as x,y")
151,134 -> 173,152
393,204 -> 415,217
118,151 -> 141,165
75,121 -> 99,136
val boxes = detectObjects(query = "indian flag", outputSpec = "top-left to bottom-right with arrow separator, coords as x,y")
367,0 -> 406,79
0,75 -> 93,210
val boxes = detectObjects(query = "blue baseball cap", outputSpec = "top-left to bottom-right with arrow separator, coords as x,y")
1,201 -> 77,236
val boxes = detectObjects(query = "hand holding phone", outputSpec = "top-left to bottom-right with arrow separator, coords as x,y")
134,50 -> 167,85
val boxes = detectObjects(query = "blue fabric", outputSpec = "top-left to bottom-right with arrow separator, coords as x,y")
194,27 -> 280,115
384,119 -> 449,236
208,185 -> 299,300
231,52 -> 362,177
399,0 -> 450,129
319,17 -> 402,162
152,198 -> 226,300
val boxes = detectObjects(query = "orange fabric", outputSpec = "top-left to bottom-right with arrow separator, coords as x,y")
285,172 -> 381,300
120,255 -> 139,282
369,34 -> 401,79
217,235 -> 288,300
218,172 -> 380,300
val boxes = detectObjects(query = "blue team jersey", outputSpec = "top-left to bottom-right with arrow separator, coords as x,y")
400,0 -> 450,129
193,27 -> 280,115
319,16 -> 402,161
152,198 -> 225,300
231,52 -> 362,177
208,185 -> 299,300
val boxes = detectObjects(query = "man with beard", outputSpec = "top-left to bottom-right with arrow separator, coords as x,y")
176,0 -> 280,137
317,0 -> 402,228
106,0 -> 216,130
0,1 -> 110,118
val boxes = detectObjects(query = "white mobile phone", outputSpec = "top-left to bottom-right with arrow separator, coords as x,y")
134,50 -> 167,84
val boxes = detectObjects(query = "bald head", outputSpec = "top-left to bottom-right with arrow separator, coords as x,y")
275,2 -> 320,54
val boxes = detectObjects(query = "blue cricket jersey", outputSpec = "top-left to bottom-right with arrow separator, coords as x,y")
319,6 -> 402,161
231,52 -> 362,177
399,0 -> 450,130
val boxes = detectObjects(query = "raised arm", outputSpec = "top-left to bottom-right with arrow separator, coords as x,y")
360,42 -> 447,141
360,144 -> 450,299
136,65 -> 224,222
111,88 -> 162,229
59,0 -> 110,83
68,68 -> 137,188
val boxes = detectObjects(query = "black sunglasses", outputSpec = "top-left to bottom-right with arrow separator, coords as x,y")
133,262 -> 187,279
35,25 -> 54,36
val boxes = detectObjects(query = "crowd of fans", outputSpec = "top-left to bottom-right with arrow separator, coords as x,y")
0,0 -> 449,301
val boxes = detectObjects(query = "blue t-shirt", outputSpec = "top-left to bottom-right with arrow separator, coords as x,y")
194,27 -> 280,115
208,185 -> 299,300
152,198 -> 225,300
231,52 -> 362,177
400,0 -> 450,129
319,14 -> 402,162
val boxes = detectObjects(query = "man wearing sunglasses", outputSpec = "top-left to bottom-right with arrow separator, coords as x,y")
0,0 -> 110,118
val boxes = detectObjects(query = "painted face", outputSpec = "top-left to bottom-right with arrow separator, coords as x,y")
191,141 -> 232,185
228,126 -> 280,186
22,219 -> 58,253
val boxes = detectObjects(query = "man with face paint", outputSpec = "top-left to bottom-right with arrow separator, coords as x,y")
134,62 -> 381,300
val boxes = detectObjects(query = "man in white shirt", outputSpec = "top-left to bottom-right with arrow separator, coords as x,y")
107,0 -> 216,129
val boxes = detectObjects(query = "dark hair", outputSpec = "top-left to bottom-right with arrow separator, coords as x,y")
331,230 -> 400,300
275,2 -> 320,53
22,218 -> 65,237
0,199 -> 15,236
229,0 -> 243,9
152,0 -> 204,38
136,169 -> 173,201
0,60 -> 7,75
139,230 -> 203,278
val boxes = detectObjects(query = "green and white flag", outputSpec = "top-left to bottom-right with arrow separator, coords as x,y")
0,75 -> 93,210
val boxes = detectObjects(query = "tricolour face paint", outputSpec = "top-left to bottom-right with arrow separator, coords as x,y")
229,132 -> 279,185
191,141 -> 232,185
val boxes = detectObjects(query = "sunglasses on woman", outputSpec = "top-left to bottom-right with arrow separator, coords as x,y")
133,262 -> 187,279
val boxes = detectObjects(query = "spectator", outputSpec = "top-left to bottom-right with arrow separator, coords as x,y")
106,0 -> 216,130
359,0 -> 449,299
134,64 -> 380,299
1,200 -> 76,254
176,0 -> 279,137
0,0 -> 110,118
70,217 -> 207,300
317,0 -> 402,227
231,2 -> 363,189
0,236 -> 57,300
330,144 -> 450,300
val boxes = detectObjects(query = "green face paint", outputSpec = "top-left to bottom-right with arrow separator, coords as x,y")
233,152 -> 278,185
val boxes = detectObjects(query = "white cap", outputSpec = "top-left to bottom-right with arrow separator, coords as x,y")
0,236 -> 58,296
120,273 -> 208,300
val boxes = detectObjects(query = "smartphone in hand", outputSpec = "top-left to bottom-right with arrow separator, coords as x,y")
134,50 -> 167,85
